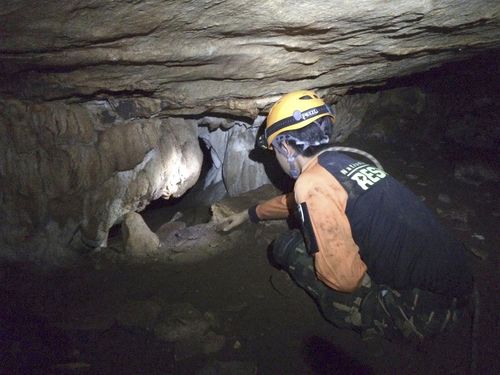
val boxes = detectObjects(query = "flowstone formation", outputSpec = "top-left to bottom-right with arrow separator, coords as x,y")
0,0 -> 499,265
0,104 -> 203,264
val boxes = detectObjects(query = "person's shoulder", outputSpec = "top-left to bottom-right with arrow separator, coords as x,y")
295,164 -> 325,195
300,157 -> 329,180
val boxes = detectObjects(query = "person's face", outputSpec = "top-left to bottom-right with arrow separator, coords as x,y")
274,144 -> 292,176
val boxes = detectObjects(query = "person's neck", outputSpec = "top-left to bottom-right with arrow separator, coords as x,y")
295,154 -> 315,173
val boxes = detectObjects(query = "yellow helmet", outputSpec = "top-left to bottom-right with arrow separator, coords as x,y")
260,90 -> 336,149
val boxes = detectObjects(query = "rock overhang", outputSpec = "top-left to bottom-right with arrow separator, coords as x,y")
1,0 -> 499,117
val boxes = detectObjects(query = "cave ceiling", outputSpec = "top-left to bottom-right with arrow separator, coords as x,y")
1,0 -> 499,117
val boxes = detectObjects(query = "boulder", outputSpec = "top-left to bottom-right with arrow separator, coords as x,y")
222,124 -> 272,196
121,212 -> 160,257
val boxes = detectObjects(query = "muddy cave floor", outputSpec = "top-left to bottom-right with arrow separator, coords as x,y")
1,137 -> 499,375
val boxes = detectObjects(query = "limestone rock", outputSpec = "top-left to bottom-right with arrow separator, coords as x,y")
0,101 -> 202,264
438,194 -> 451,204
171,331 -> 226,361
353,87 -> 427,142
198,126 -> 228,190
334,93 -> 380,142
211,184 -> 282,223
121,212 -> 160,257
199,116 -> 276,198
1,1 -> 499,116
468,246 -> 489,261
223,124 -> 272,196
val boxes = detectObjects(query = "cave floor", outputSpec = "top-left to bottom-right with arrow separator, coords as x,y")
1,137 -> 499,375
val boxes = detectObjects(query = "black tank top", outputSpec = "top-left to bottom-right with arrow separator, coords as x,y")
318,151 -> 472,297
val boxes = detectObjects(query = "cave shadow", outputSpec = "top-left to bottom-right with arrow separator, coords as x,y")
301,335 -> 374,375
248,120 -> 295,193
249,148 -> 295,193
0,287 -> 74,374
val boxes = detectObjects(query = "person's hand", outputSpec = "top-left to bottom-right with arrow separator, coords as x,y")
219,210 -> 249,232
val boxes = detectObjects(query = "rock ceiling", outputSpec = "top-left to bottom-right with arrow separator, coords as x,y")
1,0 -> 499,116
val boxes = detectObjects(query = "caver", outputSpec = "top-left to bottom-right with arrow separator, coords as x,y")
221,90 -> 473,341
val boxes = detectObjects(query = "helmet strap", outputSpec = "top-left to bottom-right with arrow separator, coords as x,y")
287,154 -> 300,179
274,138 -> 301,179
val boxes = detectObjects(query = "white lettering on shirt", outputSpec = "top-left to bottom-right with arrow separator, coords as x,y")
341,163 -> 387,190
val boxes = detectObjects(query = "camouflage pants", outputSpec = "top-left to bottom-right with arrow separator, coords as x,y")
272,229 -> 467,342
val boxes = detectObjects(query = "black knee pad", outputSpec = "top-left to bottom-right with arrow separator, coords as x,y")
272,229 -> 304,267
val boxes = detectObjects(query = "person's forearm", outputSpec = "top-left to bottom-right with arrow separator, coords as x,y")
251,193 -> 295,221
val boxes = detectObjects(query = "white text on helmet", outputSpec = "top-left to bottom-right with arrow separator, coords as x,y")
301,108 -> 319,120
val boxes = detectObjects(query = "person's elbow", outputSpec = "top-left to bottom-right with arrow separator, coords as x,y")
335,279 -> 361,293
316,272 -> 361,294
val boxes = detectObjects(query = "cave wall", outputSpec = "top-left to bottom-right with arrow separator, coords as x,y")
350,52 -> 500,152
0,0 -> 499,265
0,99 -> 202,264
